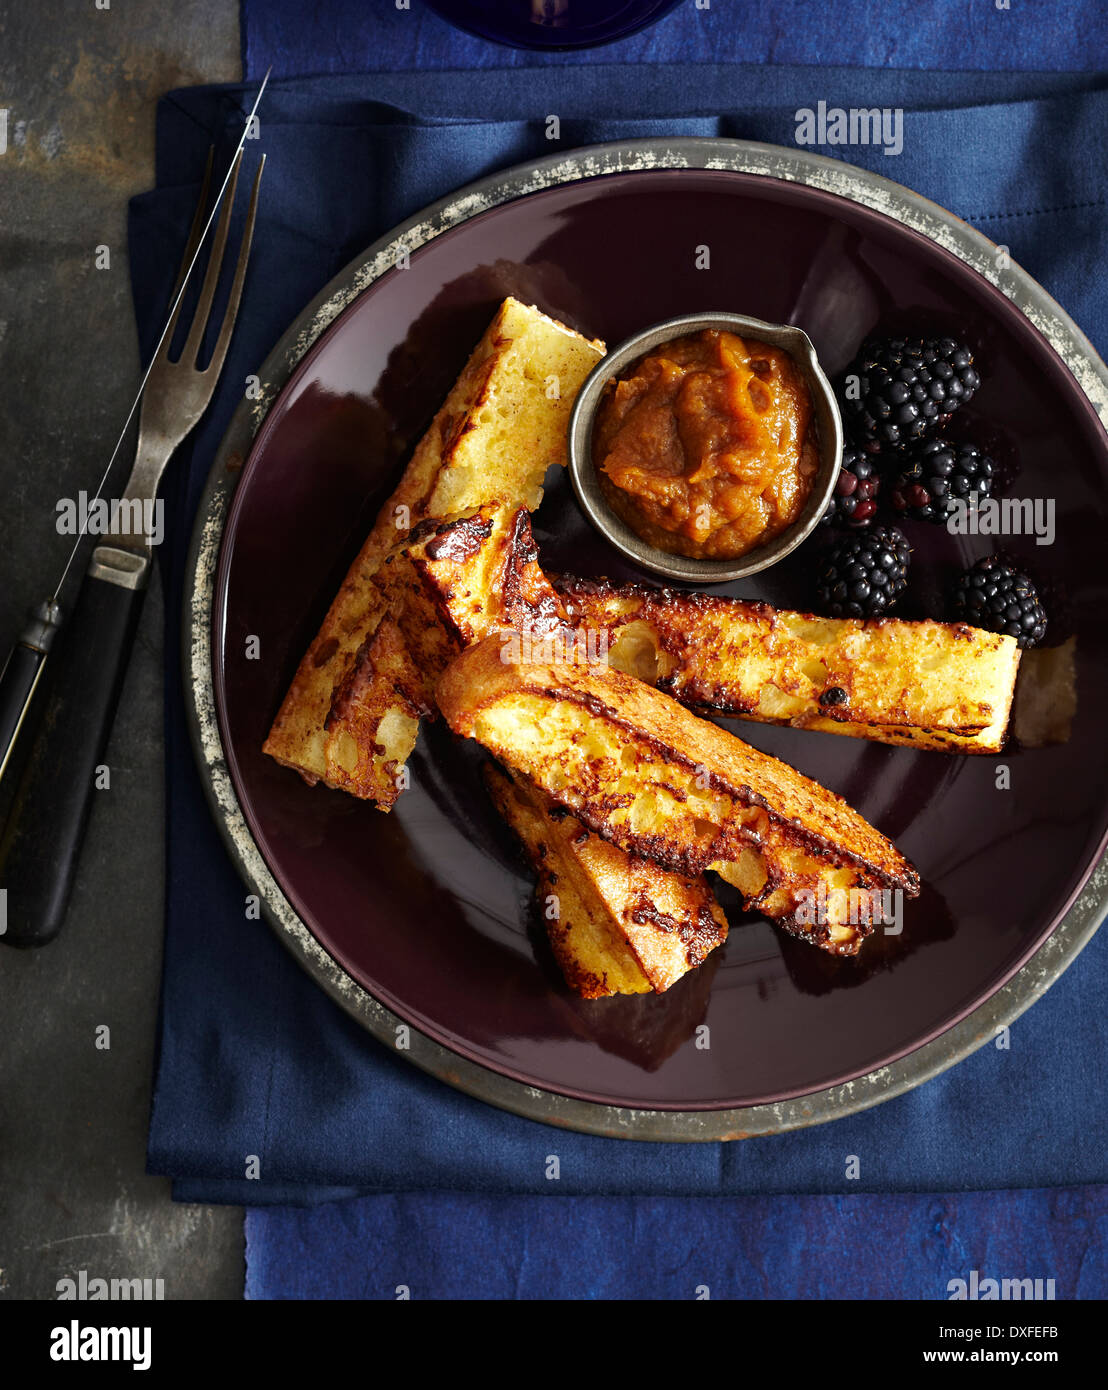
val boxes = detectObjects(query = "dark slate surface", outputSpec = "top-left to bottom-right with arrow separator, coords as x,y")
0,0 -> 243,1301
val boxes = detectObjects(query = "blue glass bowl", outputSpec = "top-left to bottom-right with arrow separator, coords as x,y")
424,0 -> 683,50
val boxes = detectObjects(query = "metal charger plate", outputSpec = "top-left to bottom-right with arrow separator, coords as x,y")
184,138 -> 1108,1142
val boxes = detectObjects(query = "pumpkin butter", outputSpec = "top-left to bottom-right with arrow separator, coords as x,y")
594,329 -> 819,560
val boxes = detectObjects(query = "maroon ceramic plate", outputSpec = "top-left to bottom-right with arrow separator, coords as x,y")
210,157 -> 1108,1112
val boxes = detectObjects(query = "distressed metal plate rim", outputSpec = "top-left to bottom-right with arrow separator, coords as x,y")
183,137 -> 1108,1142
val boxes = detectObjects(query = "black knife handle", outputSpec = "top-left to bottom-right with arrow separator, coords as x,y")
0,598 -> 64,783
0,644 -> 47,780
0,547 -> 148,948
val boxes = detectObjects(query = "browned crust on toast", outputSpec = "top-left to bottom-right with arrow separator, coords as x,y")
377,504 -> 568,705
438,634 -> 918,893
555,575 -> 1020,755
485,763 -> 728,996
262,298 -> 604,806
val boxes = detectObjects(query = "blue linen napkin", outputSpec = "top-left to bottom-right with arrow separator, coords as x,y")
132,65 -> 1108,1215
244,1187 -> 1108,1299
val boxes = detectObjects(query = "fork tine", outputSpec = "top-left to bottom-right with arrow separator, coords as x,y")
160,147 -> 214,354
180,148 -> 242,367
202,155 -> 265,380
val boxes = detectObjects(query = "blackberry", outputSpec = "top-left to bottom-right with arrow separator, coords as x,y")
840,336 -> 980,454
951,555 -> 1047,648
889,439 -> 995,524
820,447 -> 880,528
815,526 -> 912,619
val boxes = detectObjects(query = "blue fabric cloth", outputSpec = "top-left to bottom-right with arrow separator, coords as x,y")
243,0 -> 1108,76
244,1188 -> 1108,1299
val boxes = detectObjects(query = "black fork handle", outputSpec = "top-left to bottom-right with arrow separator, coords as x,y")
0,546 -> 148,947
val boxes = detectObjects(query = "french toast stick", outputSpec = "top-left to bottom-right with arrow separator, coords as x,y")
377,504 -> 568,708
263,298 -> 604,808
439,637 -> 919,954
485,763 -> 728,997
556,577 -> 1020,754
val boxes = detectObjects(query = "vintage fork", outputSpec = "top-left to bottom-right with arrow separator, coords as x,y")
0,149 -> 264,947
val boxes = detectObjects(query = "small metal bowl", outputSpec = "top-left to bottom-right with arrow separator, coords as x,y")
567,312 -> 843,584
